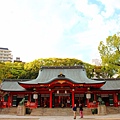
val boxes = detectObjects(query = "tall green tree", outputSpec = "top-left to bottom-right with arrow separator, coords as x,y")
98,33 -> 120,78
1,58 -> 101,80
0,62 -> 6,81
24,58 -> 84,79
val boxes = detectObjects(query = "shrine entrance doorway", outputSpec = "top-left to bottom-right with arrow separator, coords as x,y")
75,94 -> 86,107
54,93 -> 71,108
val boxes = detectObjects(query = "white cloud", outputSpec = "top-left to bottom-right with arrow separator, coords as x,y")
0,0 -> 120,63
0,0 -> 65,62
74,0 -> 100,18
98,0 -> 120,18
71,0 -> 120,63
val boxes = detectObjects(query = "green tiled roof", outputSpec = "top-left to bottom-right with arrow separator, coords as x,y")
100,79 -> 120,90
19,66 -> 105,84
1,80 -> 27,91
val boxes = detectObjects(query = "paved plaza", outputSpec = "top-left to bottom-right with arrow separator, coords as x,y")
0,114 -> 120,120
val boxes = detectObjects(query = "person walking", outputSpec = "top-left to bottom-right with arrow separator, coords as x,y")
79,103 -> 83,118
73,104 -> 77,119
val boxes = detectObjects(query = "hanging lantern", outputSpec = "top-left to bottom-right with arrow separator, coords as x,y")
57,90 -> 59,94
33,94 -> 38,99
86,93 -> 91,99
65,90 -> 67,94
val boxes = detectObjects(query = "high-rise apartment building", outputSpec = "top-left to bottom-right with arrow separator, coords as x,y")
0,47 -> 13,62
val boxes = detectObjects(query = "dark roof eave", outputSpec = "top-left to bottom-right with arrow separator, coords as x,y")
18,82 -> 38,85
19,78 -> 106,85
41,66 -> 84,69
100,88 -> 120,91
84,81 -> 106,84
1,89 -> 26,92
37,78 -> 106,84
3,79 -> 31,82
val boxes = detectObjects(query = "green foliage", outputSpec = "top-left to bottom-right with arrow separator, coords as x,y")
98,33 -> 120,78
0,58 -> 85,80
0,62 -> 5,80
0,57 -> 107,80
84,63 -> 95,78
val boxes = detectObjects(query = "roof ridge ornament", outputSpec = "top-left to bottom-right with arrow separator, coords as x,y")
58,73 -> 65,77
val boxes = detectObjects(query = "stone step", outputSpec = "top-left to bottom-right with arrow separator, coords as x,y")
0,108 -> 9,114
106,107 -> 119,114
8,107 -> 17,115
30,108 -> 92,116
0,107 -> 119,116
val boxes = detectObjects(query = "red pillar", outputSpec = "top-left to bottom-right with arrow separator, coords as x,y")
8,95 -> 11,107
86,99 -> 90,108
114,93 -> 118,107
94,94 -> 97,101
59,96 -> 61,104
49,90 -> 52,108
72,91 -> 75,107
36,97 -> 38,108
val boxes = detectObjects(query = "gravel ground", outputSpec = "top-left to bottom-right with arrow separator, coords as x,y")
1,114 -> 120,120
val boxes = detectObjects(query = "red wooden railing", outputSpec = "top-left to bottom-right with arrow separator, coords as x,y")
25,102 -> 37,109
88,102 -> 98,108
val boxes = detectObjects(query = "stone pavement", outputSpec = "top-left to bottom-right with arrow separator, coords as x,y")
0,114 -> 120,120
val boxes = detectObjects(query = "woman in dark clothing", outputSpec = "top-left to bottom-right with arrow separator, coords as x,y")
73,104 -> 77,119
79,103 -> 83,118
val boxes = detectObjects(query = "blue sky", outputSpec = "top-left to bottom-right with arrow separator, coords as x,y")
0,0 -> 120,63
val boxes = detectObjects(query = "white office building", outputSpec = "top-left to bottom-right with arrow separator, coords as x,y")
0,47 -> 13,62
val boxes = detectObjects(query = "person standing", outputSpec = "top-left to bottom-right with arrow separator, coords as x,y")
73,104 -> 77,119
79,103 -> 83,118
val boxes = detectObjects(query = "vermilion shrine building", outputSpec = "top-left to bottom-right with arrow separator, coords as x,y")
0,66 -> 120,108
